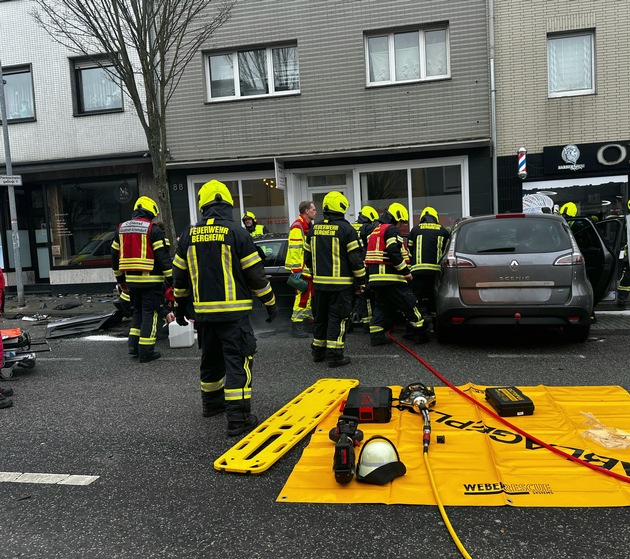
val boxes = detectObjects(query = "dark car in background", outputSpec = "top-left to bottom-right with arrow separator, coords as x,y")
254,233 -> 294,315
434,213 -> 617,343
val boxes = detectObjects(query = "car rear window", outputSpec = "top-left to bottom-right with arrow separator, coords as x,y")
457,218 -> 571,254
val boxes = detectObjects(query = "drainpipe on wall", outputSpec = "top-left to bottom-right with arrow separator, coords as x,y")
489,0 -> 498,214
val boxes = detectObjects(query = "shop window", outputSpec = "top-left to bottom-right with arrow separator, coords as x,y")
193,177 -> 288,233
1,65 -> 35,122
72,57 -> 123,115
411,165 -> 462,227
207,45 -> 300,101
547,31 -> 595,98
48,178 -> 137,267
366,27 -> 449,86
360,169 -> 409,233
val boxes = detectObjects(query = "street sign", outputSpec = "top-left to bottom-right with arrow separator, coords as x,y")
0,175 -> 22,186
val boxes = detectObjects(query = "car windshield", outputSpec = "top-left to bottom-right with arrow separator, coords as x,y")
457,218 -> 571,254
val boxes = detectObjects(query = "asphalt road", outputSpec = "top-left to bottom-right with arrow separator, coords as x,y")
2,306 -> 630,559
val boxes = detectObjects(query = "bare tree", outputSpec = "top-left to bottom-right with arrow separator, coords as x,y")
31,0 -> 235,247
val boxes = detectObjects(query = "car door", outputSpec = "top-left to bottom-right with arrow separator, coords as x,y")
569,217 -> 616,305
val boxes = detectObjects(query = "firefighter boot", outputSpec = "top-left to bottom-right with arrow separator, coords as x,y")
202,392 -> 226,417
139,349 -> 161,363
226,401 -> 259,436
128,339 -> 139,358
289,321 -> 309,338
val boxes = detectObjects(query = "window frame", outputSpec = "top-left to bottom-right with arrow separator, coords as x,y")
70,56 -> 124,116
1,64 -> 36,123
547,30 -> 595,98
205,44 -> 300,102
364,26 -> 450,87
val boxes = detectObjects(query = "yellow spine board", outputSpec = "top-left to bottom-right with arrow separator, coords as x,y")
214,378 -> 359,474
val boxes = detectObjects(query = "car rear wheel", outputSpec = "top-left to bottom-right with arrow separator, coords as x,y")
564,323 -> 590,343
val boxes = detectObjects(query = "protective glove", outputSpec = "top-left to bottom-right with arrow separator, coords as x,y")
265,304 -> 278,323
118,281 -> 130,294
292,272 -> 302,280
175,314 -> 189,327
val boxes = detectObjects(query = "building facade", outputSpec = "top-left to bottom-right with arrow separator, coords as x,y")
494,0 -> 630,217
165,0 -> 493,236
0,0 -> 151,290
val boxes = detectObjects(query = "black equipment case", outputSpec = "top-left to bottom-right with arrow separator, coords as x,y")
343,386 -> 392,423
485,386 -> 534,417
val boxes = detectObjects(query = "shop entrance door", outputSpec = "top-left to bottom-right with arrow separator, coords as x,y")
292,171 -> 356,221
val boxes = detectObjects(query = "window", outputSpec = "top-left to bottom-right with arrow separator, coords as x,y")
547,31 -> 595,97
366,27 -> 449,85
47,177 -> 137,267
72,58 -> 123,114
1,66 -> 35,122
207,45 -> 300,100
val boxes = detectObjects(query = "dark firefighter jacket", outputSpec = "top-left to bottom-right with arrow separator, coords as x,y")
172,202 -> 275,322
407,216 -> 450,274
352,214 -> 377,257
365,212 -> 411,285
111,208 -> 173,288
304,211 -> 366,291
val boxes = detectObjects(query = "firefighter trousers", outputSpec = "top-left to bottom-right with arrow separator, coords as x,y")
128,286 -> 163,358
412,272 -> 438,317
197,316 -> 257,423
311,286 -> 354,361
291,277 -> 314,322
369,283 -> 424,343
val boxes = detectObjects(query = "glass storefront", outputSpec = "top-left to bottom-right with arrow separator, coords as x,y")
48,177 -> 137,268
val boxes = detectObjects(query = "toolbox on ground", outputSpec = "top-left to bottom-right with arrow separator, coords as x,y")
343,386 -> 392,423
485,386 -> 535,417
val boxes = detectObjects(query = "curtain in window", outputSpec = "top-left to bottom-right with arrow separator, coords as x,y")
78,66 -> 122,111
273,47 -> 299,92
4,71 -> 34,119
548,34 -> 592,93
425,29 -> 448,77
394,32 -> 420,81
368,36 -> 389,82
238,50 -> 269,96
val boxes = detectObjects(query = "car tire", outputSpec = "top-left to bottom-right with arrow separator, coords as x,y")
564,323 -> 590,343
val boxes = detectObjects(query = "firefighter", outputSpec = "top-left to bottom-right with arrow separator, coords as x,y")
112,196 -> 173,363
285,200 -> 317,337
351,205 -> 379,329
242,211 -> 269,239
408,206 -> 449,323
172,180 -> 277,437
365,202 -> 429,346
304,191 -> 366,367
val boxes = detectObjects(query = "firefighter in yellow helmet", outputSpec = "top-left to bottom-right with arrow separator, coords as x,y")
559,202 -> 578,218
304,191 -> 366,367
242,211 -> 269,239
407,206 -> 450,325
285,200 -> 317,337
111,196 -> 173,363
172,180 -> 277,436
365,202 -> 429,345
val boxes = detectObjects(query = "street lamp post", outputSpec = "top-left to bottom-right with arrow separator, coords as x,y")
0,59 -> 25,307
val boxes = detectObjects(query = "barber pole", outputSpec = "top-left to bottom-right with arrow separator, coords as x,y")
517,147 -> 527,179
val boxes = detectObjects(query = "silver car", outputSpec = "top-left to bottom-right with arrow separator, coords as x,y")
434,213 -> 615,343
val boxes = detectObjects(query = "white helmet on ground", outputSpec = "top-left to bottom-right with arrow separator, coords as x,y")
356,436 -> 406,485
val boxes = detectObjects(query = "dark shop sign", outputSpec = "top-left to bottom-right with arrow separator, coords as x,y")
544,141 -> 630,175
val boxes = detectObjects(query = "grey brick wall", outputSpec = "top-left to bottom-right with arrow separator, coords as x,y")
494,0 -> 630,157
166,0 -> 490,163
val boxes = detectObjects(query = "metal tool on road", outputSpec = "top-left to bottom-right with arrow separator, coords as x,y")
214,378 -> 359,474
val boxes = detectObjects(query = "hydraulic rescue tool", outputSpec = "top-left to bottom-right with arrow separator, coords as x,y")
328,415 -> 364,484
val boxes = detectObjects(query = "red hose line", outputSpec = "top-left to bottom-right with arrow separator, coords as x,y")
388,330 -> 630,485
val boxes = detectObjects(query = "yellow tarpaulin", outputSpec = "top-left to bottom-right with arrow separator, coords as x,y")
278,384 -> 630,507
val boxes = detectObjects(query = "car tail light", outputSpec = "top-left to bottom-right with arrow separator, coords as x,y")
554,236 -> 585,266
568,317 -> 581,324
450,317 -> 465,324
443,231 -> 476,268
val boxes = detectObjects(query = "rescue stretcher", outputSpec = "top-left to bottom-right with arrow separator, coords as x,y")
1,328 -> 51,379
